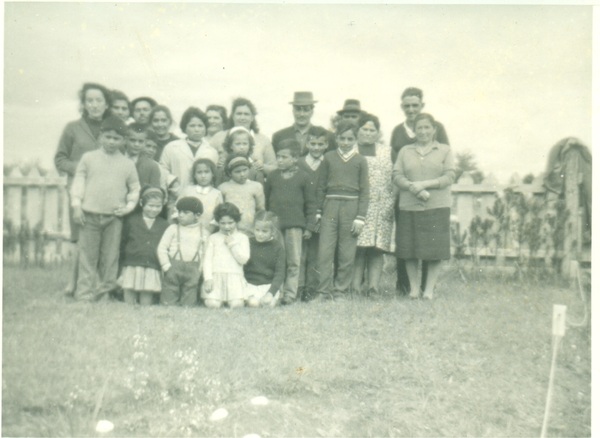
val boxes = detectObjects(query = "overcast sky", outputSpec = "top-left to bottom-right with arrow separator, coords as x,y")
3,3 -> 593,181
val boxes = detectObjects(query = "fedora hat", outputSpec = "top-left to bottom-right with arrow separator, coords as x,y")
289,91 -> 317,106
337,99 -> 362,115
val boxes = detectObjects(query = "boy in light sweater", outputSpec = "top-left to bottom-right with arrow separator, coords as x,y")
70,115 -> 141,301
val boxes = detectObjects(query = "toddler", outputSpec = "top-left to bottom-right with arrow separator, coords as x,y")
244,211 -> 285,307
157,197 -> 205,306
119,187 -> 169,305
202,202 -> 250,308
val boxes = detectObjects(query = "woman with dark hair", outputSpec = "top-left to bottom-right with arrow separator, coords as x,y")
353,113 -> 396,297
110,90 -> 131,122
209,97 -> 276,174
54,82 -> 113,294
148,104 -> 179,160
205,104 -> 229,139
160,106 -> 217,193
392,113 -> 454,300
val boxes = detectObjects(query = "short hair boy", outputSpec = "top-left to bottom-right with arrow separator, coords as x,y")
70,115 -> 141,301
126,123 -> 161,188
264,139 -> 316,305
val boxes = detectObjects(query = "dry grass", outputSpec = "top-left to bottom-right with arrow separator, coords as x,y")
2,261 -> 591,437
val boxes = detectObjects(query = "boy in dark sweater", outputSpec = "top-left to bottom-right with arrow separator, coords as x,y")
315,121 -> 369,301
264,139 -> 316,305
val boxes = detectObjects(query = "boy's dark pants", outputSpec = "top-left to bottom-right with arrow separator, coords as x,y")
299,232 -> 319,300
161,259 -> 200,306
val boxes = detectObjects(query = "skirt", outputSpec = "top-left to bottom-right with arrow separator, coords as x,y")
396,207 -> 451,260
201,272 -> 247,302
118,266 -> 162,292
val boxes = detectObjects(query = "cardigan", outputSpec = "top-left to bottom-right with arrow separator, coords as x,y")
203,231 -> 250,280
272,124 -> 337,156
120,211 -> 169,270
392,141 -> 455,211
315,150 -> 369,221
210,129 -> 277,174
55,117 -> 100,184
244,237 -> 285,294
297,157 -> 323,233
159,138 -> 218,193
264,167 -> 316,230
390,121 -> 449,164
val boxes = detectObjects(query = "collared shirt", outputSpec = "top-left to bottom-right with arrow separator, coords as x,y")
305,154 -> 324,171
294,124 -> 312,151
337,145 -> 358,162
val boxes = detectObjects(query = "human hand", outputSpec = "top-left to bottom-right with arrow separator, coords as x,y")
252,160 -> 264,171
417,190 -> 430,201
303,229 -> 312,240
409,181 -> 426,195
351,220 -> 364,237
114,204 -> 132,217
73,205 -> 85,226
260,292 -> 274,306
204,279 -> 213,293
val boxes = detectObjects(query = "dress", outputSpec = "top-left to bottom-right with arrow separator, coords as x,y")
357,143 -> 395,252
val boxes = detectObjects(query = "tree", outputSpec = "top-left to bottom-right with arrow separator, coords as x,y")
455,150 -> 484,183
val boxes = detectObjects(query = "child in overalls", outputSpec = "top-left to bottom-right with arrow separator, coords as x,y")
157,197 -> 205,306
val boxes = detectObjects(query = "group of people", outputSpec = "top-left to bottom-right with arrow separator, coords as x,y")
54,84 -> 454,307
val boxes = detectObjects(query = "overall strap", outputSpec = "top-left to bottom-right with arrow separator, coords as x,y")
172,225 -> 183,261
191,229 -> 204,262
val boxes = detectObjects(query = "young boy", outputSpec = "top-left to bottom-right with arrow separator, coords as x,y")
157,197 -> 205,306
296,127 -> 329,301
126,123 -> 161,188
70,115 -> 141,301
314,121 -> 369,301
264,139 -> 315,305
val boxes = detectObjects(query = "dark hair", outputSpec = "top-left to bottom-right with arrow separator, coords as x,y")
206,105 -> 230,130
214,202 -> 241,223
191,158 -> 217,186
357,113 -> 380,131
308,126 -> 330,141
79,83 -> 112,118
140,186 -> 166,206
413,113 -> 437,128
180,106 -> 208,133
110,90 -> 130,108
131,96 -> 158,110
149,104 -> 174,125
335,120 -> 359,137
401,87 -> 423,100
276,138 -> 301,157
224,153 -> 251,177
223,127 -> 255,156
229,97 -> 260,133
128,122 -> 149,135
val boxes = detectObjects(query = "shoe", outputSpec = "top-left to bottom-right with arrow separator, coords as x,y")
422,290 -> 433,300
366,287 -> 377,298
281,296 -> 296,306
312,293 -> 334,303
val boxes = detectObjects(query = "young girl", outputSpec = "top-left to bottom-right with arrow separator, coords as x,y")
244,212 -> 285,308
221,127 -> 264,184
119,187 -> 169,305
178,158 -> 223,233
217,155 -> 265,235
202,202 -> 250,309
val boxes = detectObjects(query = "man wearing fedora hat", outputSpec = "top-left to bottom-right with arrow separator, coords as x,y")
336,99 -> 364,125
272,91 -> 335,155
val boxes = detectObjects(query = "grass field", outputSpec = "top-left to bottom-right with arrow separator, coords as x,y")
2,262 -> 591,437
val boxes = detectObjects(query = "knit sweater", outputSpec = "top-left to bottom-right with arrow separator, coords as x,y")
71,149 -> 141,214
55,117 -> 100,184
157,222 -> 206,271
120,211 -> 169,270
297,157 -> 323,232
315,150 -> 369,221
390,121 -> 449,164
264,167 -> 316,230
244,238 -> 285,294
132,155 -> 161,188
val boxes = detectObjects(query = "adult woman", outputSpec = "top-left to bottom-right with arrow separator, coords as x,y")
209,97 -> 276,174
205,104 -> 229,139
392,113 -> 454,300
353,113 -> 396,296
148,104 -> 179,160
54,82 -> 112,294
110,90 -> 131,122
160,106 -> 217,193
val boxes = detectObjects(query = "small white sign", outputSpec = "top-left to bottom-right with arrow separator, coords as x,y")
552,304 -> 567,337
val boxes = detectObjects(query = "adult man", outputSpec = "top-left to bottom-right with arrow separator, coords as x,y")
131,96 -> 157,126
272,91 -> 335,155
391,87 -> 450,295
336,99 -> 364,125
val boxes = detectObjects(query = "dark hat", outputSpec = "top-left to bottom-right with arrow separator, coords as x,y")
100,115 -> 128,137
337,99 -> 362,115
289,91 -> 317,106
131,96 -> 157,109
176,197 -> 204,215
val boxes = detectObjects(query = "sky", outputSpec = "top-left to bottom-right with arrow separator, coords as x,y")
2,3 -> 593,182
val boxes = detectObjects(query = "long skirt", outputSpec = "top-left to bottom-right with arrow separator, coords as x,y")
396,207 -> 451,260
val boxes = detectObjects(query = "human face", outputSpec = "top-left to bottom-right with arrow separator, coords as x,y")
84,89 -> 108,121
133,101 -> 153,124
185,116 -> 207,142
111,99 -> 130,122
99,130 -> 125,155
127,131 -> 147,157
230,165 -> 249,184
178,210 -> 199,226
357,121 -> 378,146
307,136 -> 328,159
401,95 -> 424,123
232,105 -> 254,130
292,105 -> 313,128
336,130 -> 357,154
142,198 -> 163,219
218,215 -> 237,235
151,110 -> 171,138
276,148 -> 297,171
231,134 -> 251,156
342,112 -> 360,124
144,140 -> 158,159
194,163 -> 214,187
254,221 -> 273,242
415,118 -> 436,144
206,110 -> 224,133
